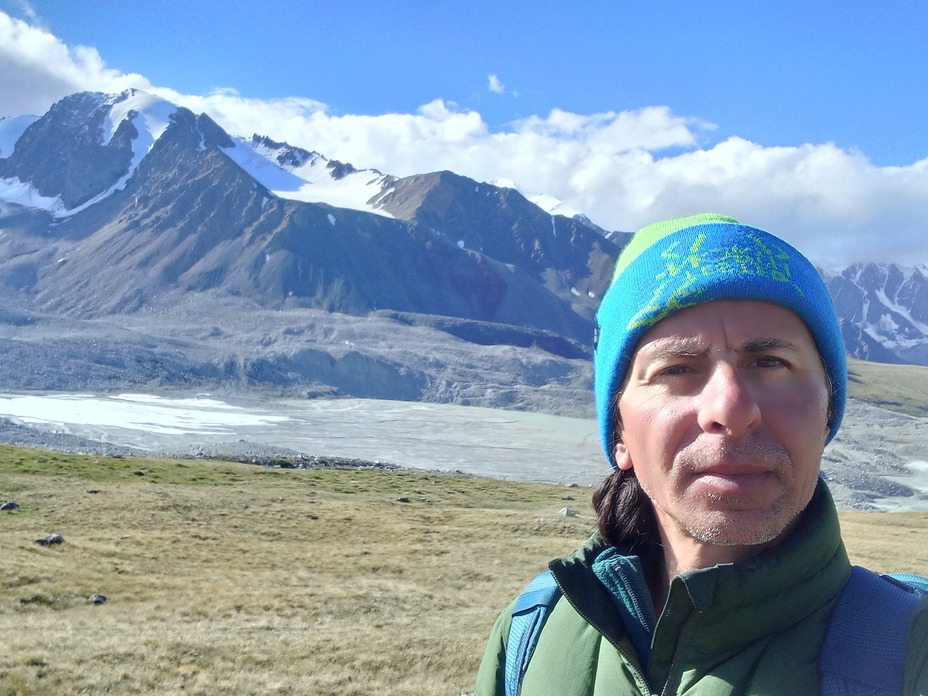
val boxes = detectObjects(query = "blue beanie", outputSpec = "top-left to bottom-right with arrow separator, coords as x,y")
594,213 -> 847,468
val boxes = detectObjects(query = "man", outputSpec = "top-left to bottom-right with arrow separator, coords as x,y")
475,214 -> 928,695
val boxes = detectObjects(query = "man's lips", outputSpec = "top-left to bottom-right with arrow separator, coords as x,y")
689,465 -> 778,494
679,439 -> 791,496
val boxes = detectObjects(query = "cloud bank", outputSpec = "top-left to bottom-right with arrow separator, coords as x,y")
1,10 -> 926,267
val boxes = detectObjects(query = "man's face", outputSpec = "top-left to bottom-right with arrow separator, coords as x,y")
614,300 -> 830,550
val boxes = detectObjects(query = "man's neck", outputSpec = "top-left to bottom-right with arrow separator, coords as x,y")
649,522 -> 782,613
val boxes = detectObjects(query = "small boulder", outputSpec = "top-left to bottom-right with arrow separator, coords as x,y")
34,533 -> 64,546
1,501 -> 19,511
558,507 -> 577,517
88,593 -> 107,605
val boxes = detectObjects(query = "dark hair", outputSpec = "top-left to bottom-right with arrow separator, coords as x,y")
593,392 -> 660,550
592,468 -> 659,550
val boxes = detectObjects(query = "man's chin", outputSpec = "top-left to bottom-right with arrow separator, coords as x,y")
677,505 -> 801,547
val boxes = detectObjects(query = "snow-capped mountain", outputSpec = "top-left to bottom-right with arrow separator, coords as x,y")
0,89 -> 619,346
2,88 -> 928,378
0,89 -> 394,220
222,134 -> 394,217
825,263 -> 928,365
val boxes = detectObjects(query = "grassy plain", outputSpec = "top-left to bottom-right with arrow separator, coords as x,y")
1,444 -> 927,695
847,357 -> 928,416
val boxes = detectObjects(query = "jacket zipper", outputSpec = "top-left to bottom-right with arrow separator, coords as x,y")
659,609 -> 700,696
556,581 -> 656,695
613,562 -> 655,635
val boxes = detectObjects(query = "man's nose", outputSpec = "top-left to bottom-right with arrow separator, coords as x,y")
696,363 -> 761,436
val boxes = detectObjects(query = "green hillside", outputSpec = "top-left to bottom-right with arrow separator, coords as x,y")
847,357 -> 928,416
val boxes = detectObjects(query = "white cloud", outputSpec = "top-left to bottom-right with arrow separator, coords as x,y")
0,10 -> 152,116
488,74 -> 505,94
1,10 -> 927,267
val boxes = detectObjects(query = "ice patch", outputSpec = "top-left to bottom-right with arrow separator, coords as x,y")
901,460 -> 928,495
222,137 -> 393,218
0,177 -> 65,215
0,393 -> 289,437
103,91 -> 176,148
0,392 -> 603,485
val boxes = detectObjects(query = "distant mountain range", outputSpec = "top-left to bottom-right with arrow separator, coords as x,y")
0,90 -> 617,342
1,90 -> 928,405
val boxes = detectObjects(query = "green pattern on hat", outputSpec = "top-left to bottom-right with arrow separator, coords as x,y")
611,213 -> 739,281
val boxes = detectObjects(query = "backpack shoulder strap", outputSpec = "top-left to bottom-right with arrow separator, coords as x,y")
886,572 -> 928,596
504,570 -> 561,696
820,565 -> 924,696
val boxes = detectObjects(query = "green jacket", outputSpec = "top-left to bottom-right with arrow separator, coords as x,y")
476,483 -> 928,695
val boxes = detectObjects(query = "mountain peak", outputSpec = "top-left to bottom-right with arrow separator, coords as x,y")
3,89 -> 928,377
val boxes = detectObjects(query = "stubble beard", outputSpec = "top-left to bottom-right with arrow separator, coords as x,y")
643,438 -> 816,547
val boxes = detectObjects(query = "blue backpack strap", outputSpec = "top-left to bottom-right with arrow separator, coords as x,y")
820,565 -> 924,696
504,570 -> 562,696
886,572 -> 928,596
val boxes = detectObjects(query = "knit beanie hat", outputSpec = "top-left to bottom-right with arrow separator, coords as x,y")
594,213 -> 847,468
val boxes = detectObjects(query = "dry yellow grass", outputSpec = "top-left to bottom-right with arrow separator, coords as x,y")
0,446 -> 591,695
1,444 -> 926,695
846,357 -> 928,416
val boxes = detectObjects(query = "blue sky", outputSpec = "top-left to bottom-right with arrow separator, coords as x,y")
2,1 -> 928,265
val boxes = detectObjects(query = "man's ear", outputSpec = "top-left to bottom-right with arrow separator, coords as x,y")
613,439 -> 634,471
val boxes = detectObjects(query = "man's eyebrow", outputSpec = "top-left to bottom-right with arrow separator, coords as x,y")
640,337 -> 708,359
739,337 -> 800,353
640,336 -> 801,359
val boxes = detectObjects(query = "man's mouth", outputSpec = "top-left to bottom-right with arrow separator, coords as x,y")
691,469 -> 777,495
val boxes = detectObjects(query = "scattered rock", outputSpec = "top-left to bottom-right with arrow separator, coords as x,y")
34,533 -> 64,546
88,593 -> 107,605
1,501 -> 19,511
395,496 -> 411,503
86,489 -> 101,494
559,507 -> 576,517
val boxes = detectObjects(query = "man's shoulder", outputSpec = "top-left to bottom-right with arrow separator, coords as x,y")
821,566 -> 927,696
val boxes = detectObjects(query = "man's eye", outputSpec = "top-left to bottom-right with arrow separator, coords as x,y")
755,356 -> 786,368
659,364 -> 691,376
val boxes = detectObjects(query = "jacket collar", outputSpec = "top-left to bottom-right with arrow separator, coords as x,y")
549,480 -> 851,656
